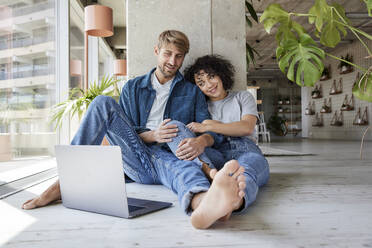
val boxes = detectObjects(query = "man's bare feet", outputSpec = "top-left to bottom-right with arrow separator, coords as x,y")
191,160 -> 246,229
22,180 -> 61,210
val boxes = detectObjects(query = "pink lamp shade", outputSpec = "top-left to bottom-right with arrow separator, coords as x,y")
84,5 -> 113,37
70,59 -> 82,76
114,59 -> 127,76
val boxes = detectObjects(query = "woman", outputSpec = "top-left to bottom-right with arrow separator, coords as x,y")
184,54 -> 270,214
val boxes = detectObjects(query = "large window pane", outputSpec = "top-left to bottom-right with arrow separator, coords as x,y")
0,0 -> 56,161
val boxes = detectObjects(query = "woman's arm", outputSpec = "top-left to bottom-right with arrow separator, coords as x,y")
187,114 -> 257,137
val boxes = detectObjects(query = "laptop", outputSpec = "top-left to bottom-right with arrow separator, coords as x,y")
55,145 -> 172,218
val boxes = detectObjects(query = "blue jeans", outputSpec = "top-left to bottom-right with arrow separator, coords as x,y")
216,137 -> 270,214
71,95 -> 212,214
165,120 -> 225,170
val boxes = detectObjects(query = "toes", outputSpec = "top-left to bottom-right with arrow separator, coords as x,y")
209,169 -> 217,179
238,181 -> 246,190
237,174 -> 246,183
22,199 -> 36,210
238,191 -> 245,198
222,160 -> 240,176
232,166 -> 245,179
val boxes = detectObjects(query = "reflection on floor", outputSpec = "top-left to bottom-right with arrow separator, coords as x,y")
1,139 -> 371,248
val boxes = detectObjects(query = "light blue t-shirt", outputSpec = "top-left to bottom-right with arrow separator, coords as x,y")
207,91 -> 258,141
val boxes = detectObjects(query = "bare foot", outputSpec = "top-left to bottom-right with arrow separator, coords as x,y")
191,160 -> 246,229
22,180 -> 61,210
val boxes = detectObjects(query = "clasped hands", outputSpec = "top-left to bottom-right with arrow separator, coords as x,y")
153,119 -> 212,161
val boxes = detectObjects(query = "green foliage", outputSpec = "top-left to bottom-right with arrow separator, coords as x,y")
246,43 -> 259,67
353,70 -> 372,102
365,0 -> 372,16
245,0 -> 258,27
245,0 -> 260,67
308,0 -> 349,47
260,1 -> 372,101
50,75 -> 121,130
277,33 -> 325,86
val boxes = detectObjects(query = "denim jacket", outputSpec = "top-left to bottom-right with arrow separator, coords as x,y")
119,68 -> 223,146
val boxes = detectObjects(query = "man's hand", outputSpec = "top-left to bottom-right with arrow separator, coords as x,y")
153,119 -> 178,143
176,136 -> 207,161
186,122 -> 208,133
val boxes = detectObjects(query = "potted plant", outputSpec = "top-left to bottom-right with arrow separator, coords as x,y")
320,65 -> 331,81
50,75 -> 121,130
338,54 -> 354,74
267,115 -> 287,136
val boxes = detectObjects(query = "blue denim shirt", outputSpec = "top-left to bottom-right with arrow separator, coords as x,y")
119,68 -> 223,146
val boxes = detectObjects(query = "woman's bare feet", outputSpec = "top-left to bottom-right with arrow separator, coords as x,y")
191,160 -> 246,229
22,180 -> 61,210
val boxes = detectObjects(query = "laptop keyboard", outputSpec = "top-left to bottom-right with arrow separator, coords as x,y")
128,205 -> 145,212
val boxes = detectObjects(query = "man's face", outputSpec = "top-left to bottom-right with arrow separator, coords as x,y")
155,43 -> 185,79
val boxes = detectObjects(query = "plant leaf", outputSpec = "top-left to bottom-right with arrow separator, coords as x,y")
308,0 -> 329,32
246,43 -> 259,67
246,0 -> 258,23
353,71 -> 372,102
365,0 -> 372,16
260,4 -> 289,34
277,33 -> 325,87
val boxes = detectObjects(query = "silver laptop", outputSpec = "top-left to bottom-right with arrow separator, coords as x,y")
55,145 -> 172,218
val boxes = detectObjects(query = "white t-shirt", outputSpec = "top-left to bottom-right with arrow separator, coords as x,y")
145,73 -> 173,130
207,91 -> 258,141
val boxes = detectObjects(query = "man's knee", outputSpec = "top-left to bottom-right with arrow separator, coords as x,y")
90,95 -> 116,110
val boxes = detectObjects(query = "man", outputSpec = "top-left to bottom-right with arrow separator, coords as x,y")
22,30 -> 247,229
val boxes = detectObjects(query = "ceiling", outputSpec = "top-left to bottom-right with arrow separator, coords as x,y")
245,0 -> 372,80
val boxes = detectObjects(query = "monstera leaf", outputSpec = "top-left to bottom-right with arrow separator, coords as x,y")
260,4 -> 290,34
261,3 -> 306,42
277,33 -> 325,87
308,0 -> 349,48
353,71 -> 372,102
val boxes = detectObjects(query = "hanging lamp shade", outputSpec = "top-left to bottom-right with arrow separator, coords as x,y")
70,59 -> 82,76
84,5 -> 113,37
113,59 -> 127,76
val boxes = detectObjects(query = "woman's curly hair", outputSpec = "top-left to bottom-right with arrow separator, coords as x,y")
184,54 -> 235,90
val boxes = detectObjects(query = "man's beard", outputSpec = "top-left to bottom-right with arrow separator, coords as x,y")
158,64 -> 177,79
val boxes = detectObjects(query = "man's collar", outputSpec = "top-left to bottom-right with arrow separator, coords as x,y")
139,68 -> 184,89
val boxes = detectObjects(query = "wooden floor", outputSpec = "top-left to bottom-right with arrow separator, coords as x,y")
1,139 -> 371,248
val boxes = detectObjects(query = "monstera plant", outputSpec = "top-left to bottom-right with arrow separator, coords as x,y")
260,0 -> 372,102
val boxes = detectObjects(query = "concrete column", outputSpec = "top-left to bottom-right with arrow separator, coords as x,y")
126,0 -> 246,90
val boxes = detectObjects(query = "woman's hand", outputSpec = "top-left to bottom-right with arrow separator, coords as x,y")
187,122 -> 208,133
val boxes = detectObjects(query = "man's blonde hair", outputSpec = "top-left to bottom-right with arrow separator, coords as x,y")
157,30 -> 190,55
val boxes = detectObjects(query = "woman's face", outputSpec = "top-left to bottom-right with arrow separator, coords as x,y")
194,70 -> 227,101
